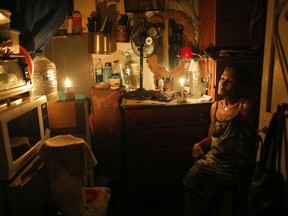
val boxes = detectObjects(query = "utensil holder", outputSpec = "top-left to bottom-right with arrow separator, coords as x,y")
88,33 -> 111,54
115,25 -> 130,42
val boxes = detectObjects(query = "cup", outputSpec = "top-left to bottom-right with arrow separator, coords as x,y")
180,47 -> 193,60
109,78 -> 120,89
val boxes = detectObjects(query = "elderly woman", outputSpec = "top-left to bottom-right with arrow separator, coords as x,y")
183,64 -> 258,216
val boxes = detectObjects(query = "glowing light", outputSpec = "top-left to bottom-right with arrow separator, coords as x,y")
65,78 -> 72,88
180,78 -> 185,87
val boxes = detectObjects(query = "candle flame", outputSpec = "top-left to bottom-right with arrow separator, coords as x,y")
65,78 -> 72,88
180,78 -> 185,87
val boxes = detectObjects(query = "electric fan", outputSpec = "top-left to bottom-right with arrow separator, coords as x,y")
122,13 -> 162,100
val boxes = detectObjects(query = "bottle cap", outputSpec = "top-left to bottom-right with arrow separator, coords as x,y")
105,62 -> 112,67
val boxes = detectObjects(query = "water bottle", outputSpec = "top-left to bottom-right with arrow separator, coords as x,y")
103,62 -> 112,84
109,60 -> 121,89
112,60 -> 121,80
189,58 -> 202,98
31,50 -> 58,103
95,58 -> 103,83
121,54 -> 135,92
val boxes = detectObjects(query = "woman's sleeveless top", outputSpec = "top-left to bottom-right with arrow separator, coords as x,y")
195,99 -> 257,181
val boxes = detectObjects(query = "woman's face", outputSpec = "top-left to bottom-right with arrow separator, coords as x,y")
217,69 -> 240,97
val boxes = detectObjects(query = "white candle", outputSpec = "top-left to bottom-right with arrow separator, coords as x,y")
180,78 -> 185,99
64,78 -> 75,100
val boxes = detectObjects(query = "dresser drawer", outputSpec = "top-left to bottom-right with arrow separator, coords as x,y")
125,125 -> 208,149
124,103 -> 211,129
126,145 -> 194,166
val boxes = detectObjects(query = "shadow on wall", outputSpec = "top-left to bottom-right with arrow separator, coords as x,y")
44,34 -> 94,97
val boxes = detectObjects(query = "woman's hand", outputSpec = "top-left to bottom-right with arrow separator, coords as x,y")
192,143 -> 204,159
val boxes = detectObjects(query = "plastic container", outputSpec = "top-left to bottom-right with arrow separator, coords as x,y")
31,51 -> 58,103
121,54 -> 135,91
112,60 -> 121,80
115,25 -> 130,42
109,60 -> 121,89
189,59 -> 202,98
180,47 -> 193,60
67,12 -> 73,34
72,10 -> 82,35
103,62 -> 112,84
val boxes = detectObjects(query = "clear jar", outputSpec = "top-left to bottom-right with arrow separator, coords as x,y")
31,51 -> 58,103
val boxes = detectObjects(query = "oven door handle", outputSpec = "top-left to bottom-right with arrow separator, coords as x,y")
9,156 -> 44,188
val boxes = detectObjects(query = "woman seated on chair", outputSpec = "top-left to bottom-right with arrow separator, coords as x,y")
183,63 -> 258,216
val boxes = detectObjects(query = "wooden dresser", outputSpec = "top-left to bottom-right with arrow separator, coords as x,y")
121,99 -> 212,204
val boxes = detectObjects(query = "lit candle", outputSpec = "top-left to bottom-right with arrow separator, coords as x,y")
64,78 -> 75,100
180,78 -> 185,99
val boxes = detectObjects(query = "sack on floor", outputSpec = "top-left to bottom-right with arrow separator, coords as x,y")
248,103 -> 288,216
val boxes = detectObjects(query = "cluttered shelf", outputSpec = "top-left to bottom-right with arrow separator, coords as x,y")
121,96 -> 212,108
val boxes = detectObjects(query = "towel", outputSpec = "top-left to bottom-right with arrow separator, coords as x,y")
39,134 -> 97,216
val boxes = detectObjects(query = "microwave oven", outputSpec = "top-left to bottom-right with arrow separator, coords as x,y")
0,95 -> 50,181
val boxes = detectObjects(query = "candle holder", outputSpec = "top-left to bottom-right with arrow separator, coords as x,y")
176,98 -> 187,103
177,77 -> 187,103
64,78 -> 75,100
65,87 -> 75,100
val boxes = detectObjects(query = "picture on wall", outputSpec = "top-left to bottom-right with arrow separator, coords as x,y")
124,0 -> 165,12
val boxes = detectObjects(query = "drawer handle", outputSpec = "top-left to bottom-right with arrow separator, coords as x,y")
199,112 -> 204,122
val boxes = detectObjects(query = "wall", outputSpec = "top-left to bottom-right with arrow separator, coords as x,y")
44,0 -> 153,97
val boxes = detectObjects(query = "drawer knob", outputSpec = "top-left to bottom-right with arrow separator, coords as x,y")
199,112 -> 204,122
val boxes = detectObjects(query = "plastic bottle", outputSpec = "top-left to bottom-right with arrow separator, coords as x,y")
103,62 -> 112,84
183,58 -> 191,95
109,60 -> 121,89
72,10 -> 82,35
67,12 -> 73,34
112,60 -> 121,80
31,50 -> 58,103
189,58 -> 202,98
95,58 -> 103,83
122,54 -> 134,91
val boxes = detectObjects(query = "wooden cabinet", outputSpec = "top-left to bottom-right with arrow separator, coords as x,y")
198,0 -> 260,50
121,101 -> 211,203
88,87 -> 124,203
47,98 -> 94,186
47,98 -> 91,146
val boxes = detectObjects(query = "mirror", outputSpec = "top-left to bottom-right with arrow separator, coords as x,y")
147,10 -> 195,78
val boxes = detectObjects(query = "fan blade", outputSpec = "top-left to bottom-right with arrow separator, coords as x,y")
144,43 -> 155,56
147,24 -> 160,38
133,34 -> 144,46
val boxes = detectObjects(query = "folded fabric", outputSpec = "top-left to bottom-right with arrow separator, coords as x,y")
39,134 -> 97,216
